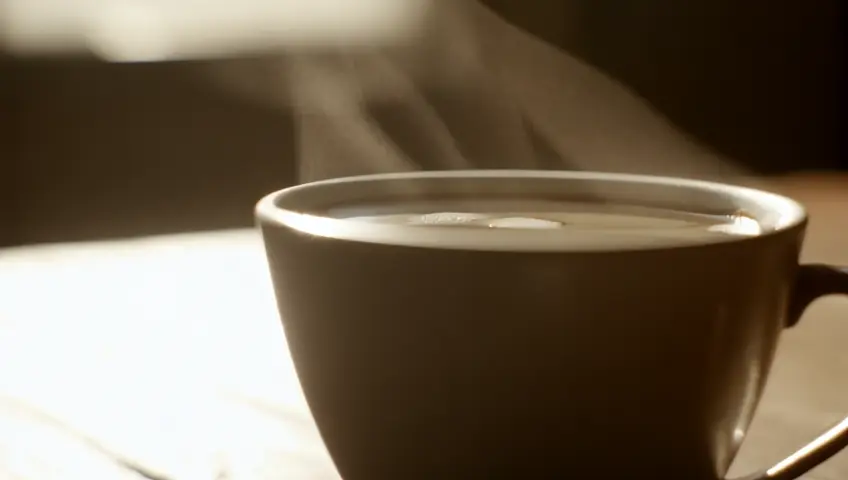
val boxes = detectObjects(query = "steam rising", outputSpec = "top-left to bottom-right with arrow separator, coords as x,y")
1,0 -> 750,184
210,1 -> 749,184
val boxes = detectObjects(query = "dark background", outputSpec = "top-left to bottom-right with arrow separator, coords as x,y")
1,1 -> 843,247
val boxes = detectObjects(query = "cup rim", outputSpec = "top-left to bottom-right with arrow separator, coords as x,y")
256,170 -> 807,252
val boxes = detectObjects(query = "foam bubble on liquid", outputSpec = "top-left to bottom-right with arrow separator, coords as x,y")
486,217 -> 564,229
408,212 -> 488,226
407,213 -> 566,229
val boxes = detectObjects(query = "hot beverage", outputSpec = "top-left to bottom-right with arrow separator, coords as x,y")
331,198 -> 762,241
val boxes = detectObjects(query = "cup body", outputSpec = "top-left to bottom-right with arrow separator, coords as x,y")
257,171 -> 808,479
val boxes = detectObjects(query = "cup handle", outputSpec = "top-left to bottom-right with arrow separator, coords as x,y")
731,264 -> 848,480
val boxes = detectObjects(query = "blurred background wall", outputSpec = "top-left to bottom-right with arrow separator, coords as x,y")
1,59 -> 296,247
0,0 -> 842,247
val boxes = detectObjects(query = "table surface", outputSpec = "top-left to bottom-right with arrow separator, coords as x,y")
0,175 -> 846,480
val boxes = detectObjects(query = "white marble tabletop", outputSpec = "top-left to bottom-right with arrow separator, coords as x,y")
0,176 -> 846,479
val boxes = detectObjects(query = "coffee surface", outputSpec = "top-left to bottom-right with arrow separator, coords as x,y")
328,199 -> 762,239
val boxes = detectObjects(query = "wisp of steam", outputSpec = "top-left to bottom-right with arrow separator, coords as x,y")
207,0 -> 749,184
1,0 -> 750,183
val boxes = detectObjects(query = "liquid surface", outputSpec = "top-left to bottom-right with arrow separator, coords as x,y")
328,199 -> 763,239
